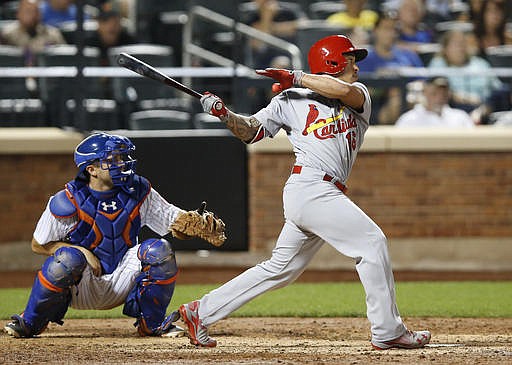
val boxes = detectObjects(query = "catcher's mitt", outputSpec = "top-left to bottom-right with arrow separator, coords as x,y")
170,202 -> 226,247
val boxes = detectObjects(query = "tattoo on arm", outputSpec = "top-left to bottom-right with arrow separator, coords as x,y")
223,112 -> 261,143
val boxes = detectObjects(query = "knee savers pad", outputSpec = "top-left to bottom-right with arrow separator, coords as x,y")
42,246 -> 87,288
138,238 -> 178,280
20,247 -> 86,335
123,238 -> 178,335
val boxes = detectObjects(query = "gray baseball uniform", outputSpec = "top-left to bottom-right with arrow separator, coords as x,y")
196,84 -> 407,342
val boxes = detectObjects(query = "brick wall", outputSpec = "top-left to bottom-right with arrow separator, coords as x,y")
1,141 -> 511,253
0,154 -> 75,242
248,151 -> 512,251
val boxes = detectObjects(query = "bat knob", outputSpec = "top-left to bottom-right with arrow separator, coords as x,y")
116,54 -> 126,66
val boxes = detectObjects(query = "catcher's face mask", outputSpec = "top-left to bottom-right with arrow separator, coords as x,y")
99,145 -> 137,188
75,133 -> 137,190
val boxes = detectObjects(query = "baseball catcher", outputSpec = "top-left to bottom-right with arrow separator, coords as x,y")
4,132 -> 226,338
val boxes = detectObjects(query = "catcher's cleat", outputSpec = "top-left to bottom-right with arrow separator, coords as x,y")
4,315 -> 35,338
161,310 -> 185,338
161,324 -> 185,338
179,301 -> 217,347
371,329 -> 431,350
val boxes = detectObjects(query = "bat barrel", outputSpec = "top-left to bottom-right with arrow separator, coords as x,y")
116,53 -> 203,99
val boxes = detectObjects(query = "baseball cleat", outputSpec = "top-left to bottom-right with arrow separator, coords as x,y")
179,301 -> 217,347
160,310 -> 185,337
4,315 -> 34,338
161,324 -> 185,338
371,330 -> 431,350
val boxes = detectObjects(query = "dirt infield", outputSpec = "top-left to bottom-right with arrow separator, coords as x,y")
2,269 -> 511,364
1,317 -> 511,364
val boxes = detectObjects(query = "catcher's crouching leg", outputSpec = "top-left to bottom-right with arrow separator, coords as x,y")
123,238 -> 180,336
6,247 -> 86,337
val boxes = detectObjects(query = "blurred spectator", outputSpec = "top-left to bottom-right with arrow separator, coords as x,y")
395,76 -> 474,127
326,0 -> 377,44
396,0 -> 434,52
467,0 -> 484,22
246,54 -> 291,113
469,0 -> 512,59
326,0 -> 378,31
424,0 -> 454,23
39,0 -> 86,27
428,29 -> 508,123
84,7 -> 136,66
358,11 -> 423,125
491,111 -> 512,126
245,0 -> 305,68
1,0 -> 66,65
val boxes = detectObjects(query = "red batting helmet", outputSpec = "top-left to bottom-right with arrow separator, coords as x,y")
308,35 -> 368,75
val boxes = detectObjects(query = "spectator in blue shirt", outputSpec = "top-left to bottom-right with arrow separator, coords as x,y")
358,10 -> 424,124
397,0 -> 434,51
40,0 -> 88,27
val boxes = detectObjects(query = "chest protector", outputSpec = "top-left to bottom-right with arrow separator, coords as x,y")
51,175 -> 151,274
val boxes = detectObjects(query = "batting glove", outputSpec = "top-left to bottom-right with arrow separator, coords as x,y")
255,68 -> 305,92
200,92 -> 228,119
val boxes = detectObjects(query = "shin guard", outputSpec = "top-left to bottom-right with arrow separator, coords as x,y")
19,247 -> 86,336
123,238 -> 178,336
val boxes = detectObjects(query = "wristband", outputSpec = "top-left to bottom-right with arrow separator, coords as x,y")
293,70 -> 305,87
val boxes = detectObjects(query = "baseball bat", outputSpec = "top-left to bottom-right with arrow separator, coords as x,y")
116,52 -> 203,99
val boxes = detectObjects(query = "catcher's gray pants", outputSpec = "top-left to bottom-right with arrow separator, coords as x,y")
198,172 -> 407,342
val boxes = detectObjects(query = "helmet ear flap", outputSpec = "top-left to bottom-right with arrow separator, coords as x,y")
325,59 -> 344,73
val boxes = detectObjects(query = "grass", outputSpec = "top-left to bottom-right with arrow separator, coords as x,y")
0,282 -> 511,320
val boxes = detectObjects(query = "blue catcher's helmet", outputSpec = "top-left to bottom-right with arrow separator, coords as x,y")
74,133 -> 137,188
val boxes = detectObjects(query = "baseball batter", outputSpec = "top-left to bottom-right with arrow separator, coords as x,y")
4,133 -> 225,338
179,35 -> 431,350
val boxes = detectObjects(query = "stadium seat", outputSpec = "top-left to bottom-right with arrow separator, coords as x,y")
0,45 -> 46,126
0,1 -> 19,20
0,99 -> 47,127
193,112 -> 227,129
415,43 -> 441,65
308,1 -> 345,20
434,21 -> 473,37
138,97 -> 193,112
488,111 -> 512,126
295,20 -> 351,72
128,109 -> 193,130
155,9 -> 189,67
108,44 -> 178,121
37,44 -> 120,130
0,44 -> 24,67
58,19 -> 99,45
485,45 -> 512,68
0,45 -> 30,99
238,1 -> 306,24
193,0 -> 242,21
64,99 -> 119,131
136,0 -> 189,44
